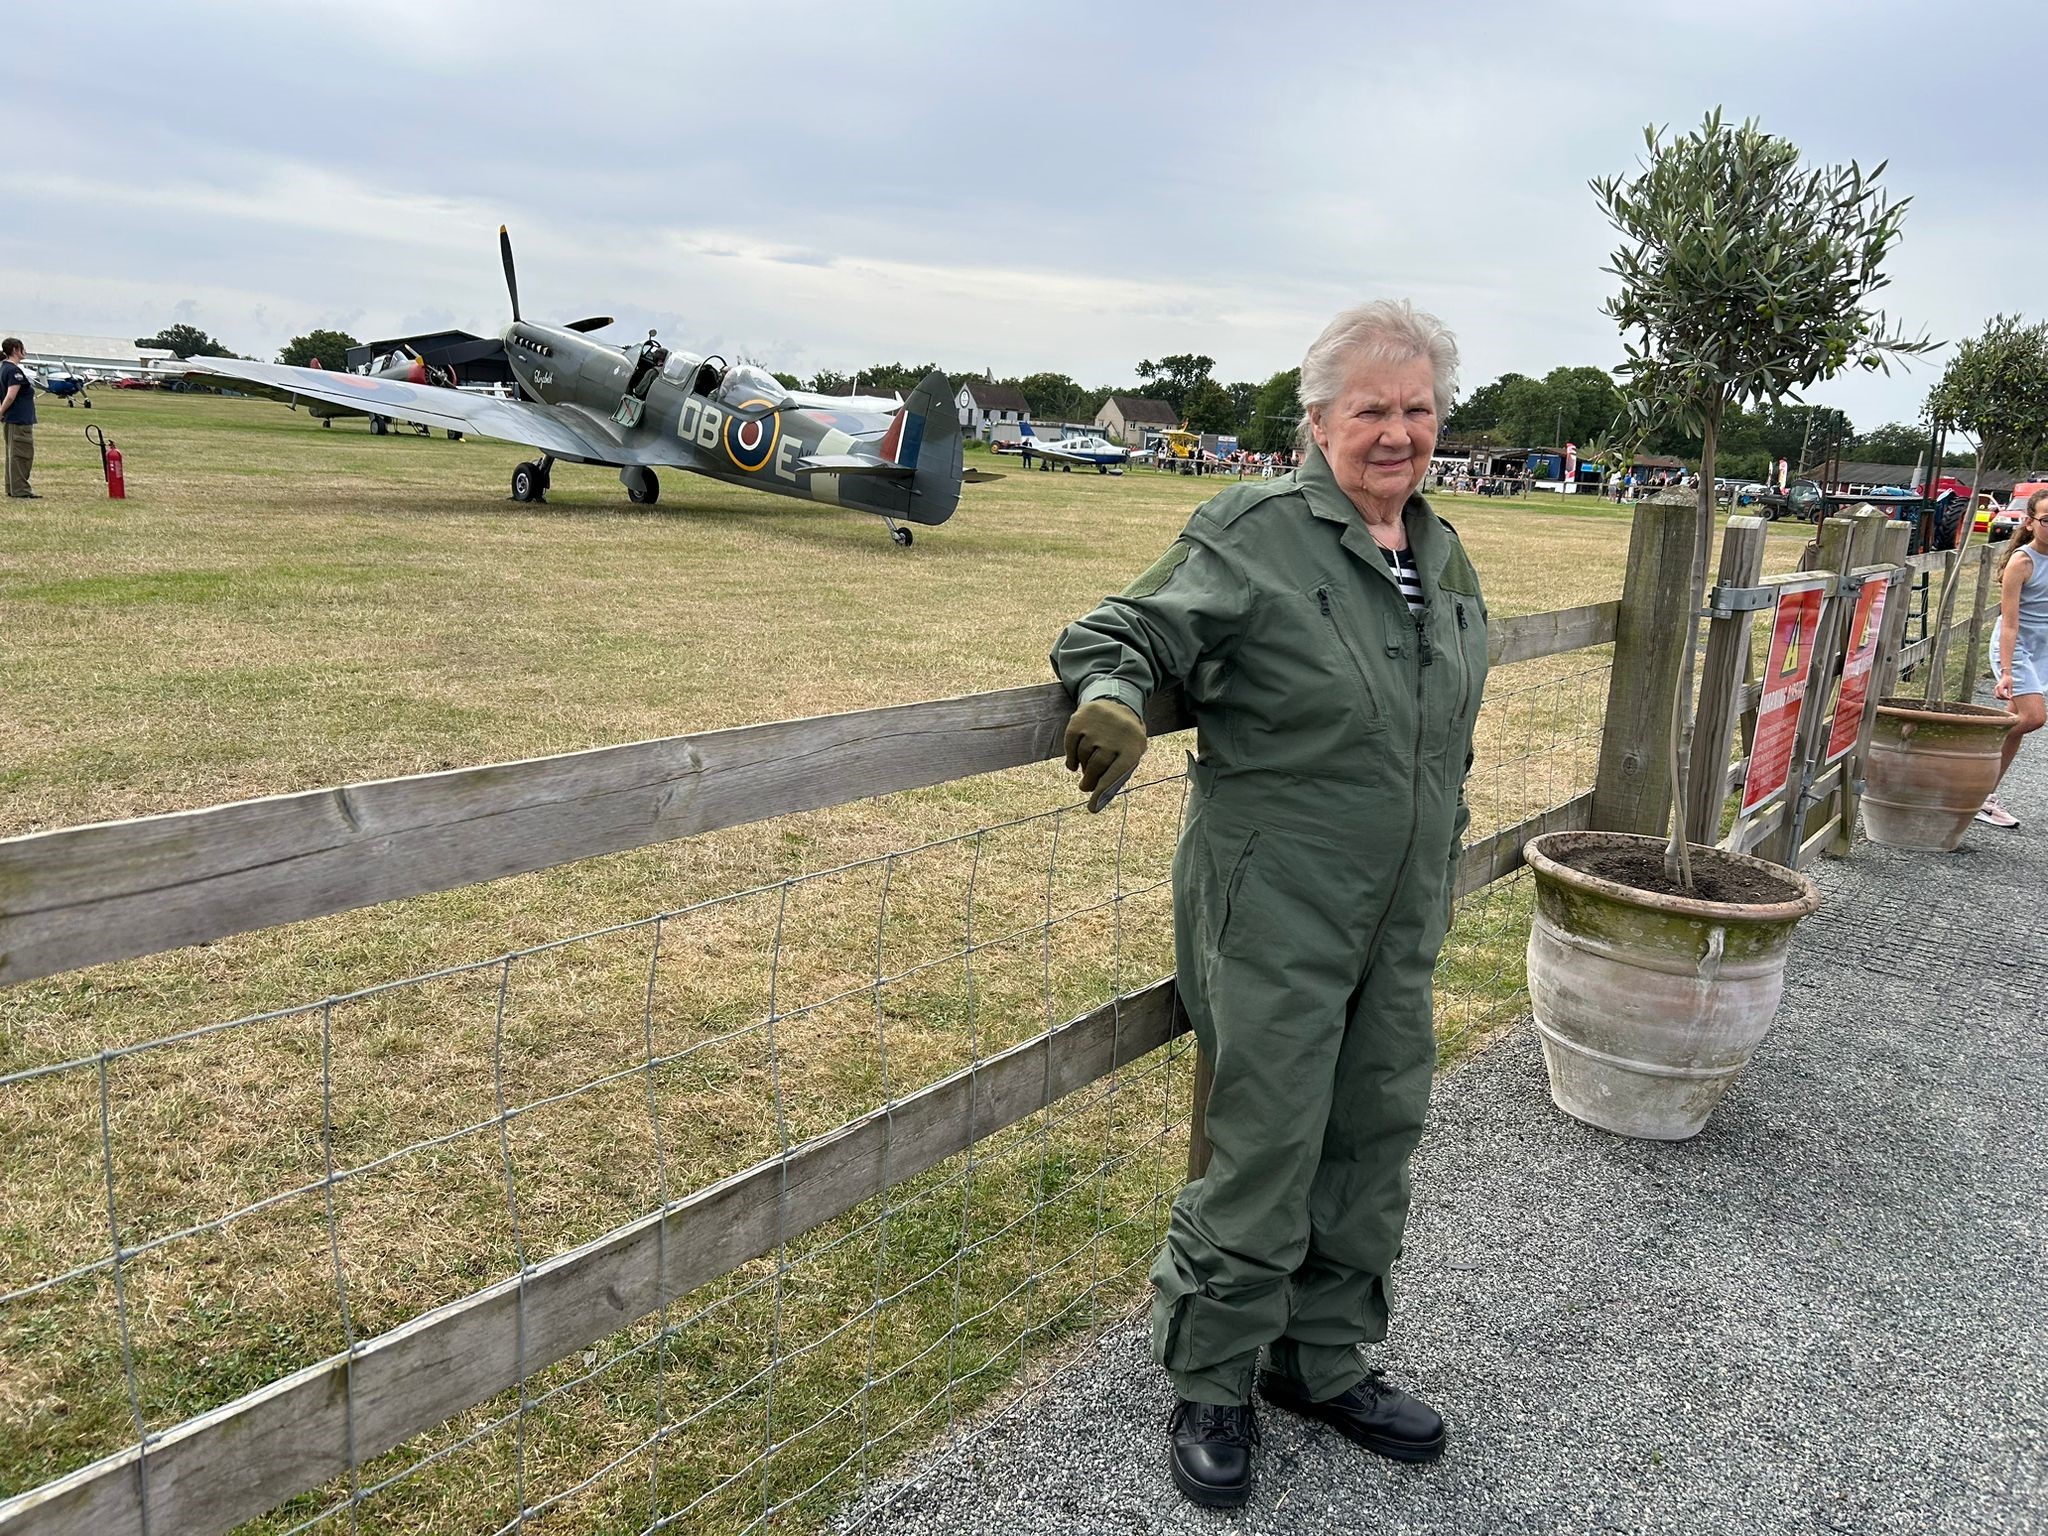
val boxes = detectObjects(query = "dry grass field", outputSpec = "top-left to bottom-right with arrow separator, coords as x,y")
0,389 -> 1816,1534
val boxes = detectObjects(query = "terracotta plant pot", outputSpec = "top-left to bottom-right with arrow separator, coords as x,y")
1522,831 -> 1821,1141
1861,698 -> 2018,852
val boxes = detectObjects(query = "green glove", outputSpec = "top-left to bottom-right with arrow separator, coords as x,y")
1064,697 -> 1147,813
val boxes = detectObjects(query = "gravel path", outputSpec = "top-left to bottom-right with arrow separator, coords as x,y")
842,729 -> 2047,1535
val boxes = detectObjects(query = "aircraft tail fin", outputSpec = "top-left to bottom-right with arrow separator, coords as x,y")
899,369 -> 962,526
1018,419 -> 1037,439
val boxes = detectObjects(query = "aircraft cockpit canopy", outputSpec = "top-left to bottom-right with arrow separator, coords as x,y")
712,364 -> 788,409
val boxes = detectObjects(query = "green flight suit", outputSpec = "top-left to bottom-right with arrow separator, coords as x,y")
1051,444 -> 1487,1406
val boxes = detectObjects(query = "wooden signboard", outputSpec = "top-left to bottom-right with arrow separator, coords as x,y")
1741,579 -> 1828,815
1824,579 -> 1889,765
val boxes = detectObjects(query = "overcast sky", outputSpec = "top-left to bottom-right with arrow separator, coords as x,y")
5,0 -> 2038,432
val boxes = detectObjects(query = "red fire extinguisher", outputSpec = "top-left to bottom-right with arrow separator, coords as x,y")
87,423 -> 126,498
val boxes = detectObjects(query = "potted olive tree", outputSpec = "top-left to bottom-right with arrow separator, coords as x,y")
1524,112 -> 1932,1140
1863,315 -> 2048,849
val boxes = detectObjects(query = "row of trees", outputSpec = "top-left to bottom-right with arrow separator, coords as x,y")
145,313 -> 2039,487
815,353 -> 1303,451
1442,361 -> 1985,480
133,323 -> 357,369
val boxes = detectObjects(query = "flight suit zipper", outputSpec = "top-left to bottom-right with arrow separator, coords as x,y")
1454,599 -> 1475,721
1316,585 -> 1381,722
1359,595 -> 1428,977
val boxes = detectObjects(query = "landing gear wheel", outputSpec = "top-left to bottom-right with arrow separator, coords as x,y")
512,461 -> 547,503
82,399 -> 92,409
622,466 -> 660,505
890,526 -> 914,548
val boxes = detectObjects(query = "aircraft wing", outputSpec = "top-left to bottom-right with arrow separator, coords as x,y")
182,357 -> 624,464
1019,440 -> 1099,466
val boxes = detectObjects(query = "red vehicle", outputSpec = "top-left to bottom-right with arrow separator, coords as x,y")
113,376 -> 156,390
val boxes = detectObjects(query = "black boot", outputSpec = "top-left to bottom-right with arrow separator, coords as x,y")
1167,1397 -> 1260,1508
1259,1366 -> 1446,1462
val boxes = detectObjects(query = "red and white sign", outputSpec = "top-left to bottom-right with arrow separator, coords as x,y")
1565,442 -> 1578,483
1824,579 -> 1890,764
1741,581 -> 1828,815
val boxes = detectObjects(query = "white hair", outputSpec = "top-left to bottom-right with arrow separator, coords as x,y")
1297,300 -> 1459,450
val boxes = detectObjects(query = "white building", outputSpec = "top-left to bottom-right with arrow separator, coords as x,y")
1095,395 -> 1178,445
3,331 -> 178,380
956,380 -> 1031,443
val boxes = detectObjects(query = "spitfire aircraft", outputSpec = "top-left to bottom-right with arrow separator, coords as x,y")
185,229 -> 982,545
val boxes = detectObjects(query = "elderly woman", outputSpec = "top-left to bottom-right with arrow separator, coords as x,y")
1052,301 -> 1487,1508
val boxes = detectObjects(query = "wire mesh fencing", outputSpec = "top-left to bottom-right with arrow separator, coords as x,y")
0,642 -> 1612,1536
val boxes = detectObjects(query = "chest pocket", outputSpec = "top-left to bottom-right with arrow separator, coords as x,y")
1314,583 -> 1384,728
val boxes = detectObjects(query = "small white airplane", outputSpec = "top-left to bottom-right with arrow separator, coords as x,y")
1007,420 -> 1129,473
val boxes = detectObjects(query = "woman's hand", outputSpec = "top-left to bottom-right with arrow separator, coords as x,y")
1996,672 -> 2015,701
1064,698 -> 1148,813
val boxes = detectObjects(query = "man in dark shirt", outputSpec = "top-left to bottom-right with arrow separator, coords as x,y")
1,337 -> 38,498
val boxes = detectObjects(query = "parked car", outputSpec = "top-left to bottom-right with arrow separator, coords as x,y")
113,376 -> 156,390
1989,482 -> 2046,540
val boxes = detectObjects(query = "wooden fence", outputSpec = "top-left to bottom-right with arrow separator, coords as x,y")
0,494 -> 2005,1536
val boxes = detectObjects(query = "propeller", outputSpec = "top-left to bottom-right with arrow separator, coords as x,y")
565,316 -> 615,333
499,224 -> 520,322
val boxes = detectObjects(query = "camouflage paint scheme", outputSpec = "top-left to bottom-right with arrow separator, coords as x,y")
185,231 -> 968,540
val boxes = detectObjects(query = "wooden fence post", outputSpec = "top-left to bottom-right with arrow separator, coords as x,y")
1922,549 -> 1961,697
1874,523 -> 1918,698
1960,544 -> 1998,703
1684,515 -> 1770,847
1834,519 -> 1914,854
1591,490 -> 1701,837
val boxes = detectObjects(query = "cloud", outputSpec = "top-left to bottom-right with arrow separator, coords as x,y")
3,0 -> 2043,420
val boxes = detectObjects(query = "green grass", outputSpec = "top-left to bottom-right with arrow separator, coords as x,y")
0,391 -> 1822,1532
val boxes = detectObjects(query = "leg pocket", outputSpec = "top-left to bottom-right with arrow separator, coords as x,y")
1218,829 -> 1260,952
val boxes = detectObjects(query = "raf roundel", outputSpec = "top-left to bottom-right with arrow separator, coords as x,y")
723,400 -> 780,472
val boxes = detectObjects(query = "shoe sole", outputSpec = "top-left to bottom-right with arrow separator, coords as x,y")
1168,1452 -> 1253,1509
1259,1381 -> 1448,1463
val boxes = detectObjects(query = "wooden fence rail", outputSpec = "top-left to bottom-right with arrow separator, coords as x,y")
0,600 -> 1619,1536
0,607 -> 1612,993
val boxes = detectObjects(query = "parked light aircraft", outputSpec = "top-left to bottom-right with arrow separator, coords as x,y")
33,364 -> 93,407
304,347 -> 466,436
184,229 -> 987,545
1008,420 -> 1128,473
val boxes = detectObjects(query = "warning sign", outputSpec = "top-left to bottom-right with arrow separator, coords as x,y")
1824,579 -> 1890,764
1741,582 -> 1828,814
